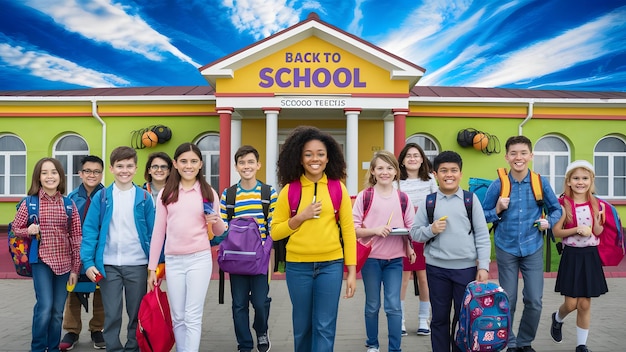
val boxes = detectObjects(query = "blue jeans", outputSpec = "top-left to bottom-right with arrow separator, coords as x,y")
31,262 -> 70,352
361,257 -> 403,352
285,259 -> 343,352
230,273 -> 270,351
496,246 -> 544,348
426,264 -> 476,352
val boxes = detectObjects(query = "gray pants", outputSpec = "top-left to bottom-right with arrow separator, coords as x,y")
99,265 -> 148,352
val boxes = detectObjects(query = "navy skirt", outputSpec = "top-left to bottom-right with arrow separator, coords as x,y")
555,245 -> 608,298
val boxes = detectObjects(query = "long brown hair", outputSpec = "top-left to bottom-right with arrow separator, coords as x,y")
161,143 -> 214,206
28,157 -> 67,195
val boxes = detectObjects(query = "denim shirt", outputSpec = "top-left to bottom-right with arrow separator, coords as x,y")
482,170 -> 562,257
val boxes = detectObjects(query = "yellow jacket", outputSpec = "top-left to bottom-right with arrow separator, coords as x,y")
271,174 -> 356,265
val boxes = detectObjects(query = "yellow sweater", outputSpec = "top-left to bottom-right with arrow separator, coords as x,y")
271,174 -> 356,265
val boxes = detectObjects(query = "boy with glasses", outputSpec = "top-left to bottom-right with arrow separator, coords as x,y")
60,156 -> 106,351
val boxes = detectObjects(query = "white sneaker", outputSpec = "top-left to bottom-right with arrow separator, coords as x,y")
366,348 -> 380,352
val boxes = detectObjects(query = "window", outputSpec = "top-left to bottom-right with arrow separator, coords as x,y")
196,134 -> 220,191
594,136 -> 626,198
533,136 -> 570,195
406,134 -> 439,164
53,134 -> 89,191
0,134 -> 27,195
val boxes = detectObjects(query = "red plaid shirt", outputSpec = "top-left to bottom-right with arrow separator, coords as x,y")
12,189 -> 82,275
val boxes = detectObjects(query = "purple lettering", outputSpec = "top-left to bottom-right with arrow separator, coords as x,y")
312,68 -> 331,87
333,68 -> 351,88
293,68 -> 310,88
312,53 -> 320,62
275,68 -> 291,88
294,53 -> 303,63
353,68 -> 366,88
323,52 -> 331,62
285,53 -> 293,63
331,53 -> 341,63
259,67 -> 274,88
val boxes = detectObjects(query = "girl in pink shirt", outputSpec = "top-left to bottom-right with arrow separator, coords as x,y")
352,151 -> 415,352
147,143 -> 225,352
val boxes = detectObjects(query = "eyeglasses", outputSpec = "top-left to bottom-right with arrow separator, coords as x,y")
81,169 -> 102,176
150,165 -> 170,171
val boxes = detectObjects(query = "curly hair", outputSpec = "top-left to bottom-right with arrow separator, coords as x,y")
276,126 -> 346,187
398,143 -> 432,181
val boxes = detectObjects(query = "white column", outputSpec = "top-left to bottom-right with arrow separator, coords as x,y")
383,117 -> 394,153
264,108 -> 280,188
345,108 -> 361,196
230,118 -> 242,185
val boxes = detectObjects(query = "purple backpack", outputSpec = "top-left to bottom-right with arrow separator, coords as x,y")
217,217 -> 273,275
455,281 -> 510,352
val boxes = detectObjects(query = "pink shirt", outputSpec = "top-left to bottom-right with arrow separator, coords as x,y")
148,181 -> 224,270
352,188 -> 415,260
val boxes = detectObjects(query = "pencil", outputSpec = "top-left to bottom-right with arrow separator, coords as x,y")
387,212 -> 393,226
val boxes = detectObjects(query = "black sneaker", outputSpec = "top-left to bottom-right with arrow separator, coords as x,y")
59,332 -> 79,351
257,333 -> 271,352
506,348 -> 520,352
520,346 -> 536,352
91,330 -> 105,349
576,345 -> 592,352
550,312 -> 563,343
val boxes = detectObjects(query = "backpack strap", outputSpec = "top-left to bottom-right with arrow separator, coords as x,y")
463,190 -> 474,235
426,191 -> 473,234
362,187 -> 374,220
62,196 -> 73,231
399,190 -> 408,217
496,168 -> 510,198
260,183 -> 271,224
287,180 -> 302,219
327,179 -> 343,224
426,192 -> 437,224
225,184 -> 237,221
529,171 -> 544,207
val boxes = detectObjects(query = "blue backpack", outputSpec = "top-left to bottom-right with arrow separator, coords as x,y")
7,195 -> 73,277
455,281 -> 511,352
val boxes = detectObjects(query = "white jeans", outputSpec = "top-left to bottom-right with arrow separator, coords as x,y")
165,249 -> 212,352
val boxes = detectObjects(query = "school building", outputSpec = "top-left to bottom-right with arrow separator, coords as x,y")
1,12 -> 626,225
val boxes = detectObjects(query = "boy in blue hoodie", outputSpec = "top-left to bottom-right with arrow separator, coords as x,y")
81,147 -> 154,352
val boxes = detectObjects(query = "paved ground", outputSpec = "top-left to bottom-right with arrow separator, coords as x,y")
1,275 -> 625,352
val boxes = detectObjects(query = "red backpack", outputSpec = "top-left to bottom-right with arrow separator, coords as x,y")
136,281 -> 175,352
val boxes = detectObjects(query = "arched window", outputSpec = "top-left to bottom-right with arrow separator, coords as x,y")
406,134 -> 439,164
594,136 -> 626,198
0,134 -> 27,195
53,134 -> 89,191
534,136 -> 570,194
196,134 -> 220,191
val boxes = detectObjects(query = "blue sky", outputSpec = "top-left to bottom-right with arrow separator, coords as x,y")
1,0 -> 625,92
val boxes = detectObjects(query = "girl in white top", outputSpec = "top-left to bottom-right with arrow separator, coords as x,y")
550,160 -> 608,352
396,143 -> 437,336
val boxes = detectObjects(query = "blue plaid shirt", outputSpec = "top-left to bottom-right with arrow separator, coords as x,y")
482,170 -> 562,257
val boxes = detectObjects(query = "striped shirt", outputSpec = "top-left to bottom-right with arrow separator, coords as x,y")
219,180 -> 277,239
12,189 -> 82,275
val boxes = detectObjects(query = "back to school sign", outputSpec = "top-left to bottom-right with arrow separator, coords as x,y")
216,37 -> 407,95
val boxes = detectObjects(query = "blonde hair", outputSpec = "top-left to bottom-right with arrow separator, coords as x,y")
364,150 -> 400,188
562,166 -> 599,225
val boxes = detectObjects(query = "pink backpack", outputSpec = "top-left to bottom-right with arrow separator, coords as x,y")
597,198 -> 625,266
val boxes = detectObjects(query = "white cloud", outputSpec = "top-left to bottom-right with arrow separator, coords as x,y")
378,0 -> 473,62
466,7 -> 626,87
23,0 -> 201,67
347,0 -> 366,36
0,43 -> 129,87
221,0 -> 301,39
